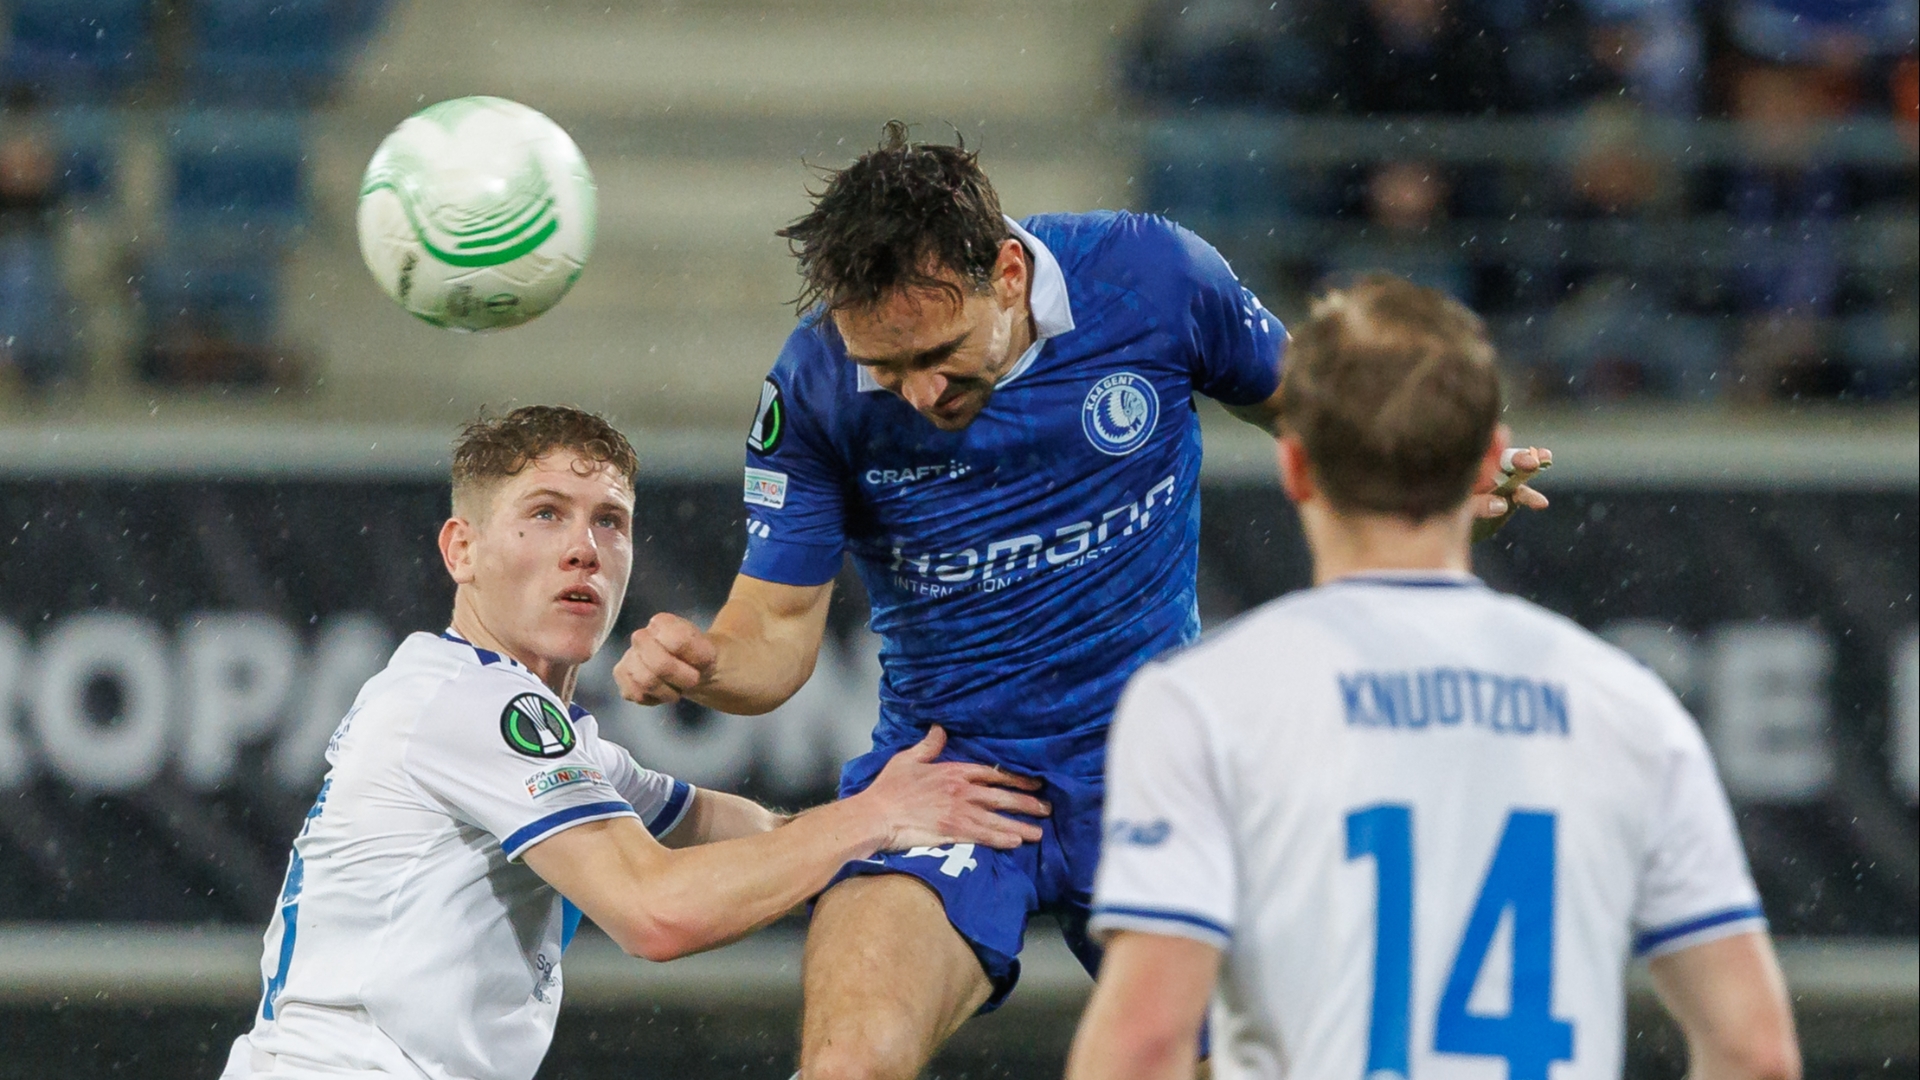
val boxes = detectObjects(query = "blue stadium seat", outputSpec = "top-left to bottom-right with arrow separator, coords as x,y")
139,110 -> 307,386
141,242 -> 282,347
167,110 -> 306,239
138,226 -> 297,386
51,108 -> 118,202
2,0 -> 152,100
189,0 -> 391,104
0,230 -> 71,387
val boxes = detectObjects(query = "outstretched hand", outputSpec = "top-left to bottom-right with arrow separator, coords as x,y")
1471,446 -> 1552,543
858,726 -> 1050,852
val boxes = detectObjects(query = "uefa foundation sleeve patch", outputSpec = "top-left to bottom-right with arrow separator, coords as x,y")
500,693 -> 577,758
744,467 -> 789,508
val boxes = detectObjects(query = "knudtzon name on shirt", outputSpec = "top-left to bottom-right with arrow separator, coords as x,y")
1339,666 -> 1570,736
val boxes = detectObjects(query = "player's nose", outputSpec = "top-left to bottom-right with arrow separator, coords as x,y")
562,522 -> 600,569
900,371 -> 947,412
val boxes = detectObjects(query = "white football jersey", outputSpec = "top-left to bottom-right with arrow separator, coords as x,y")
222,632 -> 693,1080
1091,572 -> 1764,1080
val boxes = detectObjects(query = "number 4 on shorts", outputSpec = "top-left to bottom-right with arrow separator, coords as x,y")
904,844 -> 978,878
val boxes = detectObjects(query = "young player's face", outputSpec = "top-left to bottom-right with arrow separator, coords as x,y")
832,240 -> 1031,431
457,452 -> 634,669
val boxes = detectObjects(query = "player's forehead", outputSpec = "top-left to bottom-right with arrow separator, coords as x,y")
494,450 -> 634,509
832,283 -> 977,362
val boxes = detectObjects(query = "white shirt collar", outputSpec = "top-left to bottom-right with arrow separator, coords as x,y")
855,214 -> 1075,393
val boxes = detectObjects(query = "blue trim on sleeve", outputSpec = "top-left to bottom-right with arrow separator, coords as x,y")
1634,904 -> 1768,956
502,800 -> 635,859
1090,904 -> 1232,942
741,535 -> 843,587
649,780 -> 694,839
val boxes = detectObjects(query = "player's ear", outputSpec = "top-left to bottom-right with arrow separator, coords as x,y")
992,238 -> 1027,306
440,516 -> 477,585
1478,424 -> 1513,493
1276,435 -> 1315,505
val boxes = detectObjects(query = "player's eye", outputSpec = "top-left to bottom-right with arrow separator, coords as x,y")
532,506 -> 558,521
595,513 -> 625,530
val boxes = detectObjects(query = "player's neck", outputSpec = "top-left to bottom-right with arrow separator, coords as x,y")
1303,503 -> 1473,586
448,598 -> 580,701
999,302 -> 1036,382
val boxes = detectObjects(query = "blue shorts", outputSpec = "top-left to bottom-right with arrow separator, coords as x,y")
824,732 -> 1107,1012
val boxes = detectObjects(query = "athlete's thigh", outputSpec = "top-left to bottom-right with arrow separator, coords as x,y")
801,874 -> 993,1080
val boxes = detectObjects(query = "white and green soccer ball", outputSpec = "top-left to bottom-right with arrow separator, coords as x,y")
357,96 -> 596,331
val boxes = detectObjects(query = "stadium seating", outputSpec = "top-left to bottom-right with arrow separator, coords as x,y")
138,110 -> 306,386
1124,0 -> 1919,403
166,109 -> 306,236
188,0 -> 389,104
50,107 -> 117,202
2,0 -> 152,100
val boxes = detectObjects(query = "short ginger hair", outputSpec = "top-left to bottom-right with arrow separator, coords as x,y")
450,405 -> 638,516
1277,275 -> 1503,521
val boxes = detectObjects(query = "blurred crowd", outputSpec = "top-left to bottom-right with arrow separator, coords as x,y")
1126,0 -> 1920,403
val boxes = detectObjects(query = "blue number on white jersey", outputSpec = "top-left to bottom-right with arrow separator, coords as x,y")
1348,805 -> 1575,1080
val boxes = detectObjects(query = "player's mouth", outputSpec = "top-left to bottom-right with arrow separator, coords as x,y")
925,387 -> 987,426
554,584 -> 602,615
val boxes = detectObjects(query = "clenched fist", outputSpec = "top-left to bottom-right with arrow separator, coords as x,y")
613,612 -> 718,705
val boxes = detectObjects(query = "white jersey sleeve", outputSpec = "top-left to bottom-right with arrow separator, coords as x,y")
1632,713 -> 1767,957
406,677 -> 638,861
593,735 -> 696,840
1089,664 -> 1236,950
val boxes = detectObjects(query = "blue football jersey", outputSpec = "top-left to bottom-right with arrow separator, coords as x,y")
739,211 -> 1284,761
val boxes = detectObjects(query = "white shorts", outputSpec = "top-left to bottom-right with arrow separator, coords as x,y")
220,1003 -> 431,1079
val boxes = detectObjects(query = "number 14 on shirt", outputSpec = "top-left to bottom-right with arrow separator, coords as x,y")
1346,805 -> 1576,1080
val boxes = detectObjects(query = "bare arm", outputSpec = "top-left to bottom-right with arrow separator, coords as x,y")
1647,931 -> 1802,1080
1065,931 -> 1221,1080
659,787 -> 786,849
703,574 -> 834,713
526,799 -> 870,960
525,728 -> 1047,962
614,574 -> 832,715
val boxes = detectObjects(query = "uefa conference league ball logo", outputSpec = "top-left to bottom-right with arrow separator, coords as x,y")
357,95 -> 596,331
500,693 -> 577,758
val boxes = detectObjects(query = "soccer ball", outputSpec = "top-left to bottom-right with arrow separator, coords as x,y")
357,96 -> 596,331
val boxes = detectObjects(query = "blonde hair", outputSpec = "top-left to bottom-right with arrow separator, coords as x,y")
1277,275 -> 1502,520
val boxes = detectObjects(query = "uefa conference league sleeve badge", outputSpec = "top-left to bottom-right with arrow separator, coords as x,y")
501,693 -> 578,758
746,378 -> 784,454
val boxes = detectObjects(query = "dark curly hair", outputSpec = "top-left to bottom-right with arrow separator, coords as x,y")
777,121 -> 1010,314
450,405 -> 637,513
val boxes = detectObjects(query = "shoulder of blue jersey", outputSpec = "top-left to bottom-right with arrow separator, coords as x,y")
1024,209 -> 1231,309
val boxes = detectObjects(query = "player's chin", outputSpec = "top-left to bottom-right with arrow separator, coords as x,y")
919,395 -> 988,430
539,615 -> 607,665
921,411 -> 976,432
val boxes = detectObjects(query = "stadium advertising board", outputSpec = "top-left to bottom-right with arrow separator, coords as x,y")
0,478 -> 1912,936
